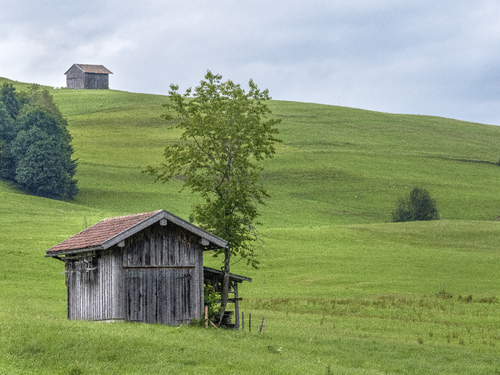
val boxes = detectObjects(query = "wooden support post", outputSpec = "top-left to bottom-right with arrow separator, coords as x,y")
258,316 -> 266,334
205,305 -> 218,329
249,313 -> 251,332
234,282 -> 240,329
242,312 -> 244,331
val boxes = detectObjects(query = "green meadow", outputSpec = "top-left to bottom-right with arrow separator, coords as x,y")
1,77 -> 499,374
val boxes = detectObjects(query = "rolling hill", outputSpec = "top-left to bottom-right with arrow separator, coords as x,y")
1,77 -> 499,374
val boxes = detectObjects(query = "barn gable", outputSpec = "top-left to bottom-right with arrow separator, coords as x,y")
47,209 -> 226,256
65,64 -> 112,89
45,210 -> 249,326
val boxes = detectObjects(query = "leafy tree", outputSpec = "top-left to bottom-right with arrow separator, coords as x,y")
0,84 -> 78,200
11,127 -> 77,199
0,88 -> 19,177
0,101 -> 16,140
0,101 -> 14,163
392,187 -> 440,222
16,106 -> 62,136
0,102 -> 17,180
0,83 -> 21,119
16,105 -> 77,185
146,71 -> 281,324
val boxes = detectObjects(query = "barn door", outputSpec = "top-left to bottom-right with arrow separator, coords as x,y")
125,268 -> 195,325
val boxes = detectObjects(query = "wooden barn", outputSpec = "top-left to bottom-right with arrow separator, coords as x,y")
65,64 -> 112,89
45,209 -> 251,327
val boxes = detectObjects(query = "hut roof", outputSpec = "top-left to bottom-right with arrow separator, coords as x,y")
204,267 -> 252,283
65,64 -> 113,75
46,209 -> 227,256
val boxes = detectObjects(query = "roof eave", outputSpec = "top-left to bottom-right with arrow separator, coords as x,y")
99,211 -> 168,250
203,266 -> 252,283
45,245 -> 104,257
64,64 -> 113,75
159,210 -> 228,249
45,209 -> 228,256
90,210 -> 228,250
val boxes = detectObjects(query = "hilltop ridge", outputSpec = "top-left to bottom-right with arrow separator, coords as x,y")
2,76 -> 500,225
1,77 -> 500,374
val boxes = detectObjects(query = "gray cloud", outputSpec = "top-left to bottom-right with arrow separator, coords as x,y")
1,0 -> 499,125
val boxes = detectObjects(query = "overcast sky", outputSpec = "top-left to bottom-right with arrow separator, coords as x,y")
1,1 -> 499,125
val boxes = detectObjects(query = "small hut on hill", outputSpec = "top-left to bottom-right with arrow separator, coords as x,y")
45,209 -> 251,327
65,64 -> 112,89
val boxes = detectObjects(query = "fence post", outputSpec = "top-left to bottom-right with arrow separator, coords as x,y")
258,316 -> 265,334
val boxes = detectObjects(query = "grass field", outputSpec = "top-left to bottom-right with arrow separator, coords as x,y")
1,77 -> 499,374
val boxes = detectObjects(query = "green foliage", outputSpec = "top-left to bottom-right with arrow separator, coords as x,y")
11,127 -> 77,199
203,284 -> 221,321
0,84 -> 77,200
0,102 -> 12,166
1,195 -> 500,374
392,187 -> 440,222
34,84 -> 499,224
145,71 -> 281,324
0,101 -> 16,141
0,82 -> 21,119
146,71 -> 281,267
2,80 -> 500,373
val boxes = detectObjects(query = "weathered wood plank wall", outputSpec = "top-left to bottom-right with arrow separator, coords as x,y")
83,73 -> 109,89
65,222 -> 204,324
65,66 -> 109,89
123,224 -> 200,267
122,223 -> 203,324
66,249 -> 117,320
124,268 -> 195,325
66,65 -> 85,89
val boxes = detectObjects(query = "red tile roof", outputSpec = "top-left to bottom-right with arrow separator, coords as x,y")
47,210 -> 162,253
46,210 -> 228,256
74,64 -> 113,74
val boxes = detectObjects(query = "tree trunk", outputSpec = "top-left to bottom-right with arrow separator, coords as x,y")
217,246 -> 231,326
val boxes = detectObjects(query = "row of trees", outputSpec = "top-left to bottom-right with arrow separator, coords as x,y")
0,83 -> 78,200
